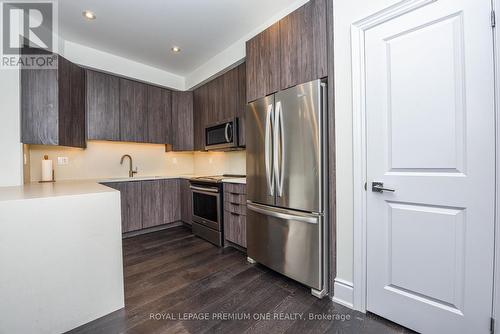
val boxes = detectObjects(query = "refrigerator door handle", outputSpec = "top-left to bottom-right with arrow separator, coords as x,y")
274,101 -> 285,197
265,104 -> 275,196
247,202 -> 319,224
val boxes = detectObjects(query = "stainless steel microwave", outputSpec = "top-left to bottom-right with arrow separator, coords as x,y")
205,118 -> 239,150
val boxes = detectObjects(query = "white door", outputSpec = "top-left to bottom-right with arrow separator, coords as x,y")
365,0 -> 495,333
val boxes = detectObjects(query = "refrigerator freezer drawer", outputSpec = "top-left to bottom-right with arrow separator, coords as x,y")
246,202 -> 323,290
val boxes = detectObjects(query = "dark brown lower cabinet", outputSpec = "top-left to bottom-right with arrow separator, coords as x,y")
223,183 -> 247,248
104,181 -> 143,233
180,179 -> 192,224
142,180 -> 164,229
103,178 -> 188,234
163,179 -> 181,224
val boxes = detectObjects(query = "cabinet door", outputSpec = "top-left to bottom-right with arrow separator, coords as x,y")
163,179 -> 181,223
21,67 -> 59,145
224,211 -> 247,248
105,182 -> 142,233
147,86 -> 172,144
221,67 -> 239,121
119,78 -> 147,143
171,91 -> 194,151
86,70 -> 120,141
206,78 -> 219,125
279,0 -> 327,90
237,62 -> 246,147
193,85 -> 208,151
142,180 -> 164,229
180,179 -> 192,224
58,57 -> 86,148
245,22 -> 280,103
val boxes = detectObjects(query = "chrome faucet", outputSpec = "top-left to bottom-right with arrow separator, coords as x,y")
120,154 -> 138,177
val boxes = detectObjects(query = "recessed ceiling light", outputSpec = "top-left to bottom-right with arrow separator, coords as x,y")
171,46 -> 181,53
83,10 -> 96,20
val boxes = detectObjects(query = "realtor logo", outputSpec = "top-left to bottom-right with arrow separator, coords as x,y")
1,1 -> 58,69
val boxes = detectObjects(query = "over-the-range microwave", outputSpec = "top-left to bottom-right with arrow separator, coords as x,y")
205,118 -> 240,151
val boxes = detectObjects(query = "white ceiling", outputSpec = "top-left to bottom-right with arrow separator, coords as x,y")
58,0 -> 299,77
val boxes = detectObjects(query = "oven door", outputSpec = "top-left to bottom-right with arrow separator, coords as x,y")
205,119 -> 238,150
190,184 -> 221,230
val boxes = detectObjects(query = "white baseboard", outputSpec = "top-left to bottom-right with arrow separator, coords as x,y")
331,278 -> 354,309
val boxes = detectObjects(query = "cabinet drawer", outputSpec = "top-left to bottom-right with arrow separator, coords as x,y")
223,183 -> 246,195
224,210 -> 247,248
224,192 -> 246,205
224,201 -> 247,216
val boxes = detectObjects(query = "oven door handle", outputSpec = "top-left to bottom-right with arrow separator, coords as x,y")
190,185 -> 219,193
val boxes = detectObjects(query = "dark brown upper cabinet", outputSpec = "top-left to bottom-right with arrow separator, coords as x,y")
171,91 -> 194,151
245,0 -> 327,102
119,78 -> 148,143
193,84 -> 208,151
220,66 -> 240,122
86,70 -> 120,141
192,62 -> 246,149
147,86 -> 172,144
245,22 -> 280,103
21,55 -> 86,148
237,62 -> 247,147
279,0 -> 327,90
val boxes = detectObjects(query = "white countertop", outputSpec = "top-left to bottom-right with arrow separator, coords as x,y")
221,177 -> 246,184
98,174 -> 198,183
0,180 -> 117,202
0,174 -> 245,202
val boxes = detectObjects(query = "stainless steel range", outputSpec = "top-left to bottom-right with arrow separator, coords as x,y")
189,175 -> 245,246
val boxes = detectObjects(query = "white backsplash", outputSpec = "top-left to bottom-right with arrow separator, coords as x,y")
29,141 -> 194,182
193,150 -> 246,176
28,141 -> 246,182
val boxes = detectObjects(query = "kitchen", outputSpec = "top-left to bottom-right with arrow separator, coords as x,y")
0,0 -> 498,333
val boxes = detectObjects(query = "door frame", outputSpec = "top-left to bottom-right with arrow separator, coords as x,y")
492,0 -> 500,326
351,0 -> 499,315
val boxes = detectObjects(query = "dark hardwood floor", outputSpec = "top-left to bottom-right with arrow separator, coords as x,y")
68,226 -> 412,334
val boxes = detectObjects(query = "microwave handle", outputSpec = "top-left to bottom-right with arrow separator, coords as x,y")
224,123 -> 232,143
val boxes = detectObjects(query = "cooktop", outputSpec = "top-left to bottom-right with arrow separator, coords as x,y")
190,174 -> 245,183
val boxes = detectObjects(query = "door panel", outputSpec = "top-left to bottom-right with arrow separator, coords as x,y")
246,95 -> 276,206
365,1 -> 494,333
171,91 -> 194,151
86,70 -> 120,141
246,203 -> 322,289
163,179 -> 180,223
142,180 -> 163,228
245,22 -> 280,103
274,80 -> 323,213
147,86 -> 172,144
119,78 -> 147,143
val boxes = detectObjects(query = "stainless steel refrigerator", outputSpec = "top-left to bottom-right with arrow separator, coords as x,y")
246,79 -> 328,298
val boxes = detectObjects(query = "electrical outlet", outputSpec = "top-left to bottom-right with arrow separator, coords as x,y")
57,157 -> 69,165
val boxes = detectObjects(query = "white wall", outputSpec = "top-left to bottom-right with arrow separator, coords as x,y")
62,40 -> 185,90
185,0 -> 309,89
0,68 -> 23,187
333,0 -> 401,285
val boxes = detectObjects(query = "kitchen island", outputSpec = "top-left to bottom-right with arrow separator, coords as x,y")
0,181 -> 124,334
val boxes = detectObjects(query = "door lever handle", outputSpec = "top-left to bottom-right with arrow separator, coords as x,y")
372,182 -> 395,193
